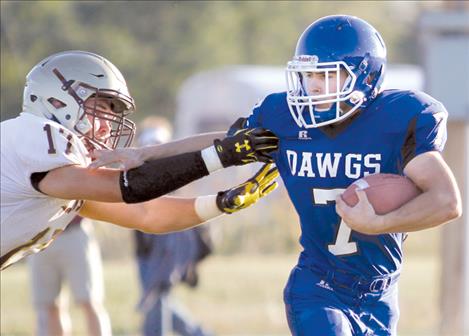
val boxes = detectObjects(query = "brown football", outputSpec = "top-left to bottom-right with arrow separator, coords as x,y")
341,173 -> 421,215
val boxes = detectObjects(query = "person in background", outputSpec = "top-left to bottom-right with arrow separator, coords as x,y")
135,117 -> 213,336
28,215 -> 111,336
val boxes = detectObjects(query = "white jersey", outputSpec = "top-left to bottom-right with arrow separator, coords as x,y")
1,112 -> 90,270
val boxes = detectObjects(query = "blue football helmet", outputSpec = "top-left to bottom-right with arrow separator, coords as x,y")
286,15 -> 387,128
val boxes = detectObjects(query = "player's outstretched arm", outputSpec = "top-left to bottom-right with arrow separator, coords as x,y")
88,125 -> 278,171
38,128 -> 279,203
88,131 -> 226,170
79,164 -> 279,233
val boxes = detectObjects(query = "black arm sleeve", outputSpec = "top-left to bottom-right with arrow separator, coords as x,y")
120,151 -> 209,204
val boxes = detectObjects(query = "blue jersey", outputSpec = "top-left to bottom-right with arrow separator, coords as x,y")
247,89 -> 447,278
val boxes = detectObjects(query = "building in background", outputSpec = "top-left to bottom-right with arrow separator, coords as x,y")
173,63 -> 425,255
419,7 -> 469,335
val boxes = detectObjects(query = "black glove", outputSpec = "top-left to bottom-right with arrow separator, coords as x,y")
214,127 -> 279,167
216,163 -> 279,214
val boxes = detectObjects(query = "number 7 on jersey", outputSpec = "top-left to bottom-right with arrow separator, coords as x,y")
313,188 -> 357,256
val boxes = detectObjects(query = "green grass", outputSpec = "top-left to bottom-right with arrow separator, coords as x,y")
1,254 -> 440,335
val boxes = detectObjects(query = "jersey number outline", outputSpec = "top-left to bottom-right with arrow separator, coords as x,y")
43,124 -> 73,155
312,188 -> 357,256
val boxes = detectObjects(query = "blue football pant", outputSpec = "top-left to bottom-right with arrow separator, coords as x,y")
284,266 -> 399,336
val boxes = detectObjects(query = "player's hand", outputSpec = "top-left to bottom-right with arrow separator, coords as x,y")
216,163 -> 279,214
87,147 -> 145,170
214,128 -> 279,167
226,117 -> 248,136
335,189 -> 384,235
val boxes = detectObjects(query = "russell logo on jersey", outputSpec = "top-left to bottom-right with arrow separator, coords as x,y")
298,131 -> 311,140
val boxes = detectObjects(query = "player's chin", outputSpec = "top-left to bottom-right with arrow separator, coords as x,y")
314,103 -> 333,110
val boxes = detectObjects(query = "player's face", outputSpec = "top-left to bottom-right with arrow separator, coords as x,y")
83,97 -> 114,143
302,70 -> 348,110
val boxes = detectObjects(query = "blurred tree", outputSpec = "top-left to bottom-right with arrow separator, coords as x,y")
1,1 -> 437,123
0,0 -> 445,255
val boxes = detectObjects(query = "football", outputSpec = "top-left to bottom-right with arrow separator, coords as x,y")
341,173 -> 421,215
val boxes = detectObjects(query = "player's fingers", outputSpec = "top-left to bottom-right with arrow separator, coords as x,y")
254,144 -> 278,152
86,150 -> 97,159
88,157 -> 112,169
87,149 -> 116,169
355,188 -> 369,204
251,135 -> 279,144
251,128 -> 277,138
227,117 -> 247,136
335,195 -> 348,217
252,163 -> 272,180
255,154 -> 275,163
258,167 -> 279,188
87,162 -> 103,169
252,134 -> 278,141
88,158 -> 117,169
260,181 -> 278,196
86,150 -> 101,163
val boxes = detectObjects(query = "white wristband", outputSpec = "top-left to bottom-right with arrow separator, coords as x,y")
201,145 -> 224,173
194,195 -> 224,222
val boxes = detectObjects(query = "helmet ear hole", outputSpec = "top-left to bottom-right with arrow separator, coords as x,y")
47,98 -> 67,109
30,95 -> 37,102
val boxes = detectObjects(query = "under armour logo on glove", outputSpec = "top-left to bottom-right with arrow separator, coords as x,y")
213,128 -> 279,167
235,140 -> 251,153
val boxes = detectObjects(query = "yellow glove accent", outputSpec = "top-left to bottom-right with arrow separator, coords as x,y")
216,163 -> 279,214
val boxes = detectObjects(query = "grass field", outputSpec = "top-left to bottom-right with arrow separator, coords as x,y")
1,253 -> 440,336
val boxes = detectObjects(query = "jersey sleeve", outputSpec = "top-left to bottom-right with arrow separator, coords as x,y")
245,94 -> 284,162
415,105 -> 447,155
401,92 -> 448,166
246,95 -> 269,129
11,114 -> 90,196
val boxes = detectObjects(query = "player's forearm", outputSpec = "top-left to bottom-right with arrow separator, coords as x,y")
139,197 -> 208,233
80,164 -> 278,232
39,165 -> 124,202
140,132 -> 226,161
81,196 -> 223,234
379,187 -> 461,233
379,151 -> 463,233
